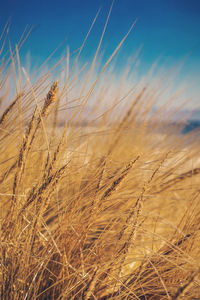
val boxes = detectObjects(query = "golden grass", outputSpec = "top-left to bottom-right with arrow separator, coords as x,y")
1,23 -> 200,300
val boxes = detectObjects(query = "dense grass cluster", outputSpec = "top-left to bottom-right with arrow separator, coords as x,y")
0,22 -> 200,299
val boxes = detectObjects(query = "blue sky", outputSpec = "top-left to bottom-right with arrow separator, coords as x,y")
1,0 -> 200,86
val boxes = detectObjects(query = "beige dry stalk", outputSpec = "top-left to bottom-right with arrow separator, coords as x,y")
172,269 -> 200,299
0,93 -> 22,125
100,157 -> 140,202
94,88 -> 146,193
1,82 -> 58,239
155,166 -> 200,193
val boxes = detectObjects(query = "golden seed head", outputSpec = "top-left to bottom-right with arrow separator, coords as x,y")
42,81 -> 58,117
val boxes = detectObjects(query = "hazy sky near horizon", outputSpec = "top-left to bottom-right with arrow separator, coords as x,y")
1,0 -> 200,88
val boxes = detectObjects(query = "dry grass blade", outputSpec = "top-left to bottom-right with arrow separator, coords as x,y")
172,269 -> 200,299
155,166 -> 200,193
0,93 -> 22,125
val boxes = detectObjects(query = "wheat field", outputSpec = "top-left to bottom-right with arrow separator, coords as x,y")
0,22 -> 200,300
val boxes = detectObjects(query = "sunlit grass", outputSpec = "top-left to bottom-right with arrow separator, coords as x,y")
0,18 -> 200,299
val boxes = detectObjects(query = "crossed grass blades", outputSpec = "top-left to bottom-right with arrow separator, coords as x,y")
1,19 -> 200,300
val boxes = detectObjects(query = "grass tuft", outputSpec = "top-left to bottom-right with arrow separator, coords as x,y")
0,23 -> 200,300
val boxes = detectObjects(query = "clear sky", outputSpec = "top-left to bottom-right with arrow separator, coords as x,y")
1,0 -> 200,86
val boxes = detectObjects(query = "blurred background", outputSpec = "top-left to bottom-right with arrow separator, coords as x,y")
1,0 -> 200,111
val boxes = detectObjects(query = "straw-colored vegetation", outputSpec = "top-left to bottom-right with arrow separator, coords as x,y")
1,19 -> 200,300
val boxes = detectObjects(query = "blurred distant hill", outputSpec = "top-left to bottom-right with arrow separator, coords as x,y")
174,110 -> 200,134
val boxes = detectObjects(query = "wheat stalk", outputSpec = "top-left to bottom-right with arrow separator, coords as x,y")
0,93 -> 22,125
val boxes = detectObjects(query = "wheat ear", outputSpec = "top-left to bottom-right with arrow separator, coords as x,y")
12,82 -> 58,207
100,157 -> 140,202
